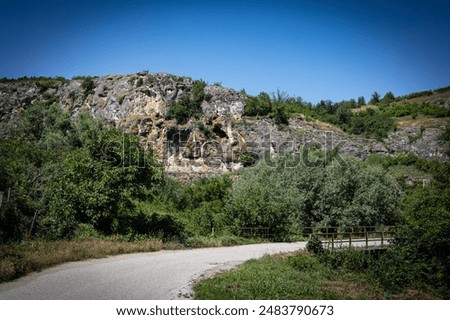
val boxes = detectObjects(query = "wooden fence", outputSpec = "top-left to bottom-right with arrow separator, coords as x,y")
303,225 -> 397,250
210,225 -> 397,249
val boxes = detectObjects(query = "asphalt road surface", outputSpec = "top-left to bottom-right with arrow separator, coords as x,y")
0,242 -> 307,300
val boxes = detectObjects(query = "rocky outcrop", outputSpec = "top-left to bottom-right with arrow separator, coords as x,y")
0,73 -> 448,182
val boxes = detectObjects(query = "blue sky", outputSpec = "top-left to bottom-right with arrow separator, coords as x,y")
1,0 -> 449,103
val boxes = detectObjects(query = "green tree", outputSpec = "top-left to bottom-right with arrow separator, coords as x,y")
348,110 -> 395,140
375,185 -> 450,297
226,160 -> 304,240
270,104 -> 289,126
167,80 -> 207,123
369,91 -> 381,105
335,105 -> 352,125
0,140 -> 44,242
41,127 -> 163,238
226,155 -> 399,240
382,91 -> 395,104
357,96 -> 366,107
256,92 -> 272,115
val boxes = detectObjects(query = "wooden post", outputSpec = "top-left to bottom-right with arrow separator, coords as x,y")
365,227 -> 368,249
0,191 -> 3,208
331,234 -> 334,251
29,210 -> 38,238
349,230 -> 352,248
381,229 -> 384,248
211,227 -> 215,237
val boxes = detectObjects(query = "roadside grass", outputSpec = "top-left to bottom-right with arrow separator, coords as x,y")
193,251 -> 430,300
185,235 -> 261,248
0,237 -> 163,283
0,234 -> 261,284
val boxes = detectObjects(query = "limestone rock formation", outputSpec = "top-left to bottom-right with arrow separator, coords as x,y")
0,73 -> 448,181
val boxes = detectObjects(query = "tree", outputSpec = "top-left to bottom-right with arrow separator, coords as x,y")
243,96 -> 259,116
270,104 -> 289,126
369,91 -> 381,105
335,105 -> 352,125
226,159 -> 304,240
382,91 -> 395,104
348,110 -> 395,140
226,155 -> 399,240
0,140 -> 44,242
357,96 -> 366,107
257,92 -> 272,115
375,185 -> 450,297
41,126 -> 163,238
167,80 -> 207,123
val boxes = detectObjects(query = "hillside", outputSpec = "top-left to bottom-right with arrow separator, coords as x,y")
0,73 -> 449,181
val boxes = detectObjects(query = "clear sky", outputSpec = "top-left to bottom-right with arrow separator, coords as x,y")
1,0 -> 449,103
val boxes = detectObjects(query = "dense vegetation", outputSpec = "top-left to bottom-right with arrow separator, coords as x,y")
0,102 -> 164,243
195,152 -> 450,299
243,87 -> 450,140
0,100 -> 405,245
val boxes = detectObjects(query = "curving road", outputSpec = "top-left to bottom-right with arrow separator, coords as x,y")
0,242 -> 307,300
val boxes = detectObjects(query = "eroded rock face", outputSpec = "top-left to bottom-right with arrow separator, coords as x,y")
0,73 -> 448,182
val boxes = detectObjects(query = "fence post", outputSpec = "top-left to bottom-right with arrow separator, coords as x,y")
381,228 -> 384,248
331,234 -> 334,251
365,227 -> 368,249
211,227 -> 215,237
349,230 -> 352,248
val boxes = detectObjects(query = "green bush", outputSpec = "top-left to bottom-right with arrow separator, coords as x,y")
348,110 -> 395,140
80,77 -> 95,97
167,80 -> 206,123
126,212 -> 186,242
306,235 -> 323,255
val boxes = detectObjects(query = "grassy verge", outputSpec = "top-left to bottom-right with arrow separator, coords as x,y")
0,235 -> 261,284
193,251 -> 435,300
0,237 -> 163,283
185,235 -> 261,248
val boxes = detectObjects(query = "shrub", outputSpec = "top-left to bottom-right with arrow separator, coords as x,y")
306,235 -> 323,255
348,110 -> 395,140
167,80 -> 206,123
126,212 -> 186,242
81,77 -> 95,97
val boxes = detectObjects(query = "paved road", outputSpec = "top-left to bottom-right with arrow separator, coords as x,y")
0,242 -> 307,300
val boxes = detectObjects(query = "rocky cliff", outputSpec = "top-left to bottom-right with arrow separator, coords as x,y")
0,73 -> 448,181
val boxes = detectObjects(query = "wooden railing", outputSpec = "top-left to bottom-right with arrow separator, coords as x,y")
210,225 -> 397,249
303,226 -> 397,250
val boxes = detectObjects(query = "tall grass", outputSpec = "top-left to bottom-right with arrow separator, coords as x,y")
0,237 -> 163,283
